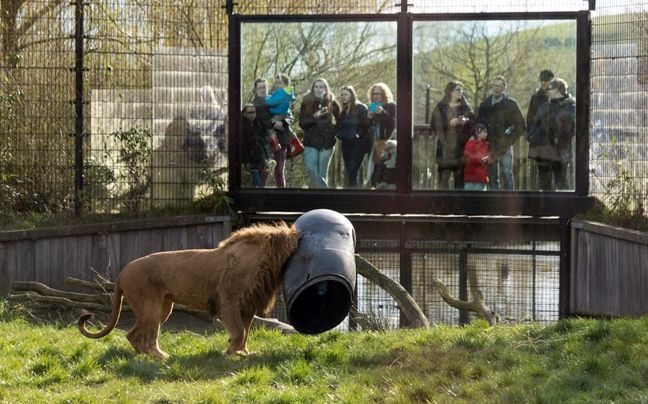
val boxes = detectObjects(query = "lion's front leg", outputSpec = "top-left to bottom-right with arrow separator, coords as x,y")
220,306 -> 246,356
237,310 -> 256,356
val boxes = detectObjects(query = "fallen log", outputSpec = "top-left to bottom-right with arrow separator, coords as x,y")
12,281 -> 112,304
65,277 -> 114,292
355,255 -> 430,328
430,278 -> 498,326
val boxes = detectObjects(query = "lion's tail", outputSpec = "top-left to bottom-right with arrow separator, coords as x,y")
77,283 -> 124,339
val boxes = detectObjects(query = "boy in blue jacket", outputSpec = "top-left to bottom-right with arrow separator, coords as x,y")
265,73 -> 295,118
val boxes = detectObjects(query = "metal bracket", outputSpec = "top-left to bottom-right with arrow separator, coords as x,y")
222,0 -> 238,15
395,2 -> 413,12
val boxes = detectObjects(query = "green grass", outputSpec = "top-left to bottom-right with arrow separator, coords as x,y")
578,207 -> 648,233
0,314 -> 647,403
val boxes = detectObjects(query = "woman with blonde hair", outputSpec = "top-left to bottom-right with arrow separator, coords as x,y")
337,85 -> 370,187
298,78 -> 340,188
365,82 -> 396,187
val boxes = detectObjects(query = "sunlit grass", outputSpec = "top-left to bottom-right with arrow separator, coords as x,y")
0,315 -> 647,402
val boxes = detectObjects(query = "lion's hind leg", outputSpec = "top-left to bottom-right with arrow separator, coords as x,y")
126,294 -> 170,359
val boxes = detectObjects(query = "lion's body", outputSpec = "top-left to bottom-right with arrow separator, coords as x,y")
78,222 -> 300,359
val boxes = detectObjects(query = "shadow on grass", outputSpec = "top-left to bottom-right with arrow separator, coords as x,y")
95,344 -> 302,383
95,335 -> 399,383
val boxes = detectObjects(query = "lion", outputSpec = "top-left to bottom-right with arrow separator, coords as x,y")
78,222 -> 301,359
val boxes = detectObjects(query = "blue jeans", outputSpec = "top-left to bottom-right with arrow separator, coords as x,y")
248,169 -> 268,188
487,147 -> 514,190
464,182 -> 487,191
304,146 -> 335,188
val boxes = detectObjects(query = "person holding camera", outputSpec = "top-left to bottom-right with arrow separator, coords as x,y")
430,81 -> 474,190
299,78 -> 340,188
365,82 -> 396,188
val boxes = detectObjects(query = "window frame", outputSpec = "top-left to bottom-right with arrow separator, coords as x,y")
228,11 -> 593,215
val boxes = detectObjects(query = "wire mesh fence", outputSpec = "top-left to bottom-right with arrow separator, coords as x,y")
590,0 -> 648,214
1,0 -> 645,215
0,1 -> 76,215
266,237 -> 560,330
363,240 -> 560,328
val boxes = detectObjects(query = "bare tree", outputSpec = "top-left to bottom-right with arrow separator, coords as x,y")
241,21 -> 397,102
424,21 -> 541,107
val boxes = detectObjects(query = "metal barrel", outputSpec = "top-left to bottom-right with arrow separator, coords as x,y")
282,209 -> 356,334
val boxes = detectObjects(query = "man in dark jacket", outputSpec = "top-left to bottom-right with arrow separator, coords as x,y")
526,69 -> 555,129
527,78 -> 576,190
477,75 -> 526,190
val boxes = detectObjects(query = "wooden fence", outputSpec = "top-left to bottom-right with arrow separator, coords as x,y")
0,216 -> 233,295
571,219 -> 648,317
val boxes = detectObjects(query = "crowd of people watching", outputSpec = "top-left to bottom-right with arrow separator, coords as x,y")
241,69 -> 575,191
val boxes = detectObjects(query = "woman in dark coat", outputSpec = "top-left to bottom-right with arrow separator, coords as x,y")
528,78 -> 576,191
337,85 -> 370,188
299,78 -> 340,188
430,81 -> 474,190
366,82 -> 396,187
240,103 -> 270,188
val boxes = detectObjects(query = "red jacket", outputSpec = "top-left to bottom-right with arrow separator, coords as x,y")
463,139 -> 490,184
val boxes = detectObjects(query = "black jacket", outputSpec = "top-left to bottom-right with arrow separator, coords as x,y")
299,100 -> 341,150
368,102 -> 396,141
528,96 -> 576,162
526,88 -> 549,129
477,95 -> 526,158
337,103 -> 370,146
241,118 -> 269,170
253,95 -> 293,146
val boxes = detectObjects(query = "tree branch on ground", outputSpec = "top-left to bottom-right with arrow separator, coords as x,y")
430,276 -> 499,326
355,254 -> 430,328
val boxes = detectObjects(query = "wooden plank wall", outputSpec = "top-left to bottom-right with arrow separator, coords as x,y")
571,220 -> 648,317
0,216 -> 233,295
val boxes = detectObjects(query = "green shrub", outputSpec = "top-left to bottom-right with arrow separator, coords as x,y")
110,127 -> 153,212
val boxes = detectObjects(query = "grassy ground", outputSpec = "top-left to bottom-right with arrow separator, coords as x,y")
0,309 -> 647,403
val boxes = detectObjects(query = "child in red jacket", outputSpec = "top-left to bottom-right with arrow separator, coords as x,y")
463,124 -> 492,191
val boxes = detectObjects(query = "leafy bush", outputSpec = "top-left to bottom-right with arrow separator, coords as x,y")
193,165 -> 233,214
587,141 -> 648,231
110,127 -> 152,212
